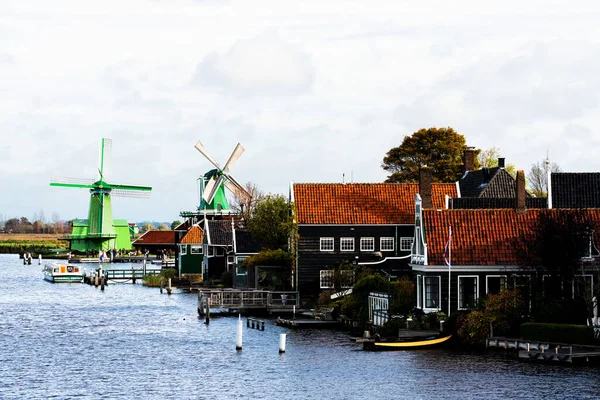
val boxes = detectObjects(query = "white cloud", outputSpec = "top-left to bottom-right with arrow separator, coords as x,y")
194,31 -> 315,96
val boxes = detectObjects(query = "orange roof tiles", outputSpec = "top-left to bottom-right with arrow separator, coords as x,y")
294,183 -> 456,225
133,230 -> 175,245
423,209 -> 600,265
180,226 -> 204,244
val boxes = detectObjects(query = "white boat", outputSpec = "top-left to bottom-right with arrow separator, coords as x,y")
43,262 -> 84,283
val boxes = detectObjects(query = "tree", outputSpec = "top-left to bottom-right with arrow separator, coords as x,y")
230,181 -> 265,220
478,146 -> 517,177
513,209 -> 597,322
246,194 -> 294,250
382,126 -> 474,183
527,158 -> 561,198
171,220 -> 182,230
140,223 -> 155,233
157,223 -> 170,231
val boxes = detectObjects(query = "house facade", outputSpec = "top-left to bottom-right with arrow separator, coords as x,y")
291,178 -> 457,302
410,171 -> 600,316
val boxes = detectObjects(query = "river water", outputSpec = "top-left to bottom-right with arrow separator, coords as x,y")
1,254 -> 599,399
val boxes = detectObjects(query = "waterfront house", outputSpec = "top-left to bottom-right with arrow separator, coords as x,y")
178,225 -> 204,275
410,171 -> 600,315
291,174 -> 457,302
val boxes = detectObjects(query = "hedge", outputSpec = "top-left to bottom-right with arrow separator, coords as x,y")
520,323 -> 596,345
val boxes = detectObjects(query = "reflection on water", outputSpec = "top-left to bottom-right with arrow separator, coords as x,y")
1,254 -> 599,399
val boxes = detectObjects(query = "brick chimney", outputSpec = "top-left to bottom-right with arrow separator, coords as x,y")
463,148 -> 475,172
498,157 -> 505,168
516,170 -> 526,213
419,167 -> 432,209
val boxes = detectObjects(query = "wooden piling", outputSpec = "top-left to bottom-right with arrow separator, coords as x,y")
94,272 -> 99,287
160,278 -> 163,294
279,333 -> 286,353
236,315 -> 243,350
167,278 -> 172,295
205,298 -> 211,325
101,273 -> 105,291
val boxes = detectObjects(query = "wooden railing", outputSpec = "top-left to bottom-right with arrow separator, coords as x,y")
198,289 -> 298,311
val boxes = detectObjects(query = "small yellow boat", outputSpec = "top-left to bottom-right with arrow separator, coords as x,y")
364,335 -> 452,351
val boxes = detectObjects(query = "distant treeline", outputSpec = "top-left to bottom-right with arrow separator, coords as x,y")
1,217 -> 71,234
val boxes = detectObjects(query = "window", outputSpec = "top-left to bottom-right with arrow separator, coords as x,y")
320,237 -> 334,251
207,246 -> 214,256
340,237 -> 354,251
424,276 -> 440,309
380,237 -> 394,251
236,257 -> 248,277
179,245 -> 187,255
190,245 -> 202,254
486,276 -> 506,295
340,270 -> 355,288
458,276 -> 478,309
400,237 -> 413,252
573,275 -> 593,299
360,237 -> 374,251
320,270 -> 334,288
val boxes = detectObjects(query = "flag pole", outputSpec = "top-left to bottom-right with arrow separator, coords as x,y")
448,225 -> 451,318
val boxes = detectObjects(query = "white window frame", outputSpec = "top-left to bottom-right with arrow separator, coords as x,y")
320,270 -> 334,289
380,237 -> 394,252
179,244 -> 187,255
190,245 -> 202,254
340,237 -> 355,252
486,275 -> 506,295
458,275 -> 479,310
320,237 -> 334,252
360,237 -> 375,252
423,275 -> 441,312
400,237 -> 413,252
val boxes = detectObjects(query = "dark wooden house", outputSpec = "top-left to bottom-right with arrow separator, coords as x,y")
410,172 -> 600,316
291,178 -> 457,302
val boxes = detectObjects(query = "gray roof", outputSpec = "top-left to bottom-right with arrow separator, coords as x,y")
552,173 -> 600,208
458,168 -> 529,198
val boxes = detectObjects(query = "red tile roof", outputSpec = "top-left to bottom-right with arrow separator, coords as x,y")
423,209 -> 600,265
294,183 -> 457,225
180,226 -> 204,244
133,230 -> 175,245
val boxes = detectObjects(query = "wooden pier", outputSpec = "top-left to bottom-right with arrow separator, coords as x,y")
197,289 -> 299,315
486,337 -> 600,364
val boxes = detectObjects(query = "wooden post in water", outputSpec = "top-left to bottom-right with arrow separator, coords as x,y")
205,298 -> 211,325
167,278 -> 172,295
160,278 -> 163,294
94,271 -> 99,287
247,317 -> 250,328
101,272 -> 105,291
236,314 -> 243,350
38,254 -> 42,265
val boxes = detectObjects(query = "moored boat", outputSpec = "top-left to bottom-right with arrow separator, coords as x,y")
363,335 -> 452,351
43,262 -> 84,283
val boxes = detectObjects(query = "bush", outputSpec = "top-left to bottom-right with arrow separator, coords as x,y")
457,310 -> 490,346
521,323 -> 595,345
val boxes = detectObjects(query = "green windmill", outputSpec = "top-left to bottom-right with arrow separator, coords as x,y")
194,141 -> 251,215
50,138 -> 152,253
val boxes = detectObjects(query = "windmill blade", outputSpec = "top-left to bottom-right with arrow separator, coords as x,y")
202,175 -> 218,202
50,176 -> 95,189
98,138 -> 112,182
194,141 -> 221,170
106,183 -> 152,191
204,175 -> 225,204
111,189 -> 152,199
222,143 -> 245,173
224,174 -> 251,200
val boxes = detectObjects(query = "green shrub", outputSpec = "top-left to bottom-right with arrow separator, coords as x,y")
520,323 -> 595,345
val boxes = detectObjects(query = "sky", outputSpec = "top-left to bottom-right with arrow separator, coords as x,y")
2,0 -> 600,223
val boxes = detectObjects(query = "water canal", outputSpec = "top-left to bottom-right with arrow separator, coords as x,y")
1,254 -> 599,399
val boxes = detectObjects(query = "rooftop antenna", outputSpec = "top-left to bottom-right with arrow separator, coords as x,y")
351,170 -> 353,183
546,148 -> 552,209
342,173 -> 345,184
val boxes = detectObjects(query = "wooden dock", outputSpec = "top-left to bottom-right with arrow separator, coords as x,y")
486,337 -> 600,364
275,318 -> 342,329
197,289 -> 299,315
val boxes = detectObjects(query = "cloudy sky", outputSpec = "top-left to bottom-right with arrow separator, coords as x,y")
2,0 -> 600,223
